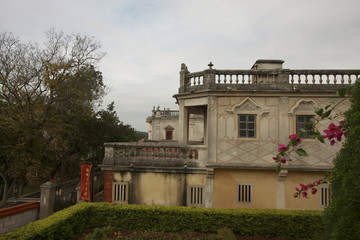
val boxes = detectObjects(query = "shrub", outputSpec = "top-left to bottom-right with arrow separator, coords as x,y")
1,202 -> 324,240
323,80 -> 360,239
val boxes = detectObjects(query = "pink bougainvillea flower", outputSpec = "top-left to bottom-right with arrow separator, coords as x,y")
311,188 -> 317,195
279,158 -> 286,164
294,194 -> 298,198
300,184 -> 308,191
316,180 -> 321,185
308,183 -> 314,188
295,187 -> 300,192
302,191 -> 308,198
278,144 -> 288,152
289,134 -> 301,146
323,121 -> 347,146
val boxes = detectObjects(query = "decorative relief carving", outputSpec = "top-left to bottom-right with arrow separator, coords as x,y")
209,96 -> 217,111
289,99 -> 320,115
227,97 -> 270,116
280,97 -> 288,110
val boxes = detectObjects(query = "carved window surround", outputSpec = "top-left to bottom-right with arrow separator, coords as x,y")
227,97 -> 270,140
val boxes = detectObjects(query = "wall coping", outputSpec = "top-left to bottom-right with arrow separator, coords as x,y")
0,202 -> 39,219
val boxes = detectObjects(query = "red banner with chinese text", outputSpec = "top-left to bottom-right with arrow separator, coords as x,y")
80,163 -> 92,201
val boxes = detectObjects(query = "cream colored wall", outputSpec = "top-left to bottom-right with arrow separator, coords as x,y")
152,118 -> 178,140
113,171 -> 206,206
151,115 -> 204,141
285,171 -> 328,210
216,96 -> 350,167
213,169 -> 329,210
213,169 -> 277,209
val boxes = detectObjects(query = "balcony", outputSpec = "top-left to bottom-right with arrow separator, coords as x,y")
102,142 -> 207,170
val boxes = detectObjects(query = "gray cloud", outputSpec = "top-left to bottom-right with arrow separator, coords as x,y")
1,0 -> 360,131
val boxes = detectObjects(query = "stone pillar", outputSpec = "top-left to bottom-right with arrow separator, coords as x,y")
279,97 -> 289,144
177,100 -> 189,145
207,96 -> 217,163
39,181 -> 57,219
205,168 -> 214,208
103,170 -> 113,203
179,63 -> 189,93
276,170 -> 288,209
203,68 -> 216,90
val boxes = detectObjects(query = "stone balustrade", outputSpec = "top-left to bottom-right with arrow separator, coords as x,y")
180,66 -> 360,93
159,110 -> 179,117
102,143 -> 206,168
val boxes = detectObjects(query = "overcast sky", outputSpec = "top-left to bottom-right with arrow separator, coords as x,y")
1,0 -> 360,132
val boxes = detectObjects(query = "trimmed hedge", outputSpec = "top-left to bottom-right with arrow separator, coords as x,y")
1,202 -> 324,240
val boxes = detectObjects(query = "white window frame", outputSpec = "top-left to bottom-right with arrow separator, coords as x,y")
237,183 -> 252,204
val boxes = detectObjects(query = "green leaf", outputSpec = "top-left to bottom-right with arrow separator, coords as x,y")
308,131 -> 321,138
316,135 -> 325,143
323,110 -> 331,118
337,88 -> 347,97
315,108 -> 324,116
299,128 -> 307,133
296,148 -> 308,157
324,104 -> 332,110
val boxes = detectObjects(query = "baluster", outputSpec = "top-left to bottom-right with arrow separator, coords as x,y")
319,75 -> 323,84
186,149 -> 191,159
289,74 -> 293,84
235,75 -> 239,84
341,75 -> 344,84
230,75 -> 233,84
217,75 -> 221,84
326,75 -> 330,84
304,75 -> 307,84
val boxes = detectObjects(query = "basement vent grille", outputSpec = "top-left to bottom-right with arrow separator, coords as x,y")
320,186 -> 330,208
237,184 -> 252,204
113,182 -> 128,204
187,185 -> 205,207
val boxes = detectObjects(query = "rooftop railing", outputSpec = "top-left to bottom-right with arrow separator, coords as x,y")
179,65 -> 360,93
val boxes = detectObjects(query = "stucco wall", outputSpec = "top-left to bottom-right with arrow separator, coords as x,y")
285,171 -> 328,210
213,169 -> 328,210
213,169 -> 277,209
113,171 -> 206,206
216,96 -> 349,167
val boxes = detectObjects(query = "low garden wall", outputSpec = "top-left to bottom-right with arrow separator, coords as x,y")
0,202 -> 39,234
1,202 -> 324,240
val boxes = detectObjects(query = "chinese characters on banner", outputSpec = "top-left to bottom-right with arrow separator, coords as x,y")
80,163 -> 92,201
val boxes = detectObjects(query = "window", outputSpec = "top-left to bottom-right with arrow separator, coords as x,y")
238,114 -> 256,138
113,182 -> 128,204
237,184 -> 252,204
320,186 -> 330,208
187,185 -> 205,207
296,115 -> 314,138
166,130 -> 173,140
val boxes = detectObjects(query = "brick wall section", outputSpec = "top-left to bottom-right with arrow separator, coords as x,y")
103,170 -> 113,203
0,202 -> 39,234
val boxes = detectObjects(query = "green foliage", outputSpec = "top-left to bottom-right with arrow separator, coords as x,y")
217,227 -> 236,240
85,226 -> 112,240
324,80 -> 360,240
1,202 -> 324,240
0,31 -> 137,200
296,148 -> 308,157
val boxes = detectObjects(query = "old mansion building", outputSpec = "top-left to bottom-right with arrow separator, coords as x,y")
101,60 -> 359,210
